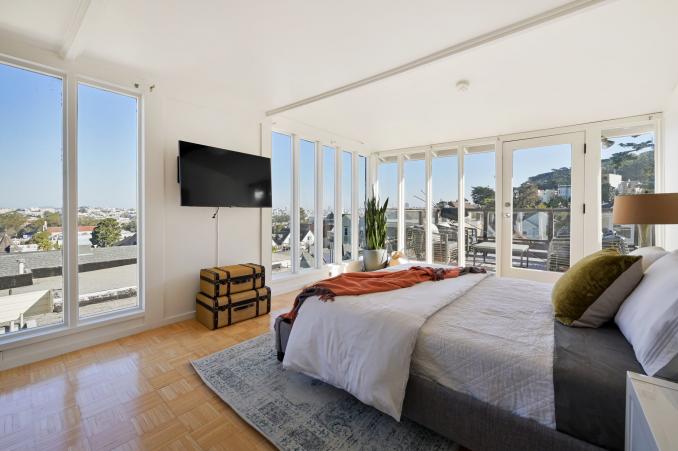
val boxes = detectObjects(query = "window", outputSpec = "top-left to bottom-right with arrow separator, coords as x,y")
464,146 -> 496,271
601,126 -> 655,251
77,84 -> 139,318
341,151 -> 352,261
358,155 -> 367,254
299,140 -> 316,269
403,153 -> 426,261
378,158 -> 398,252
431,148 -> 459,265
322,146 -> 336,265
271,132 -> 292,273
0,63 -> 64,335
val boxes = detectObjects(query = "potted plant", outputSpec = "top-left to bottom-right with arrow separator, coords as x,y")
363,195 -> 389,271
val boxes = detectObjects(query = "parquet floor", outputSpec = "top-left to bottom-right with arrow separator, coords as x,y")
0,292 -> 297,451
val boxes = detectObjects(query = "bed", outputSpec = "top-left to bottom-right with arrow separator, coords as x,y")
274,264 -> 646,451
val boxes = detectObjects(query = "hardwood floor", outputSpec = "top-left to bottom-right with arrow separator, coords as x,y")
0,292 -> 297,451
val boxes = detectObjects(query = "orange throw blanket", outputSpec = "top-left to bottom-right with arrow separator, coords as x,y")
281,266 -> 485,322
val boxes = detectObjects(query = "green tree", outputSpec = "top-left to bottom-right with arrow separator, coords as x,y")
471,186 -> 495,207
299,208 -> 308,225
90,218 -> 122,247
122,221 -> 137,233
0,211 -> 28,237
601,182 -> 615,204
78,216 -> 100,226
514,183 -> 540,208
43,211 -> 62,227
28,231 -> 53,251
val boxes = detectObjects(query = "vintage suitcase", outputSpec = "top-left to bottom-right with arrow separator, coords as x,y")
195,287 -> 271,330
199,263 -> 265,298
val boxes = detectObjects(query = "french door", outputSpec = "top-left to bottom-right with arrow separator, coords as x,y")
501,132 -> 585,282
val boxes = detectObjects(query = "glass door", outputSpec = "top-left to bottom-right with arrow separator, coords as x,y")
501,132 -> 585,282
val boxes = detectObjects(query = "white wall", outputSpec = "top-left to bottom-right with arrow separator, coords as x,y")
0,35 -> 272,369
663,85 -> 678,251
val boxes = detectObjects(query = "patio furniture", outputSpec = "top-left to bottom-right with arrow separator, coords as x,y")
405,226 -> 459,264
472,241 -> 530,268
546,237 -> 570,272
602,234 -> 629,255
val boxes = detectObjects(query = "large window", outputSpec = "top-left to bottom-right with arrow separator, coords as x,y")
322,146 -> 336,265
271,132 -> 292,273
0,60 -> 143,339
77,84 -> 139,318
378,158 -> 399,252
341,151 -> 353,261
431,148 -> 459,265
464,146 -> 496,271
601,127 -> 655,251
299,140 -> 316,269
0,63 -> 64,335
403,153 -> 426,261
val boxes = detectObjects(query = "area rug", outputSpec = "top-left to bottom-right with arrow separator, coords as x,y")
192,333 -> 457,451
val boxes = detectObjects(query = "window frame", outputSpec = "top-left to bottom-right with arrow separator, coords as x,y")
270,126 -> 370,277
0,55 -> 145,346
372,114 -> 662,281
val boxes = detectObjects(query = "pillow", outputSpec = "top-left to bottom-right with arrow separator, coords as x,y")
615,251 -> 678,379
552,248 -> 643,328
629,246 -> 668,271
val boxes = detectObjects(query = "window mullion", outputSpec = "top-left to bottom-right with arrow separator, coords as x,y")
291,134 -> 299,273
65,76 -> 79,328
315,141 -> 323,269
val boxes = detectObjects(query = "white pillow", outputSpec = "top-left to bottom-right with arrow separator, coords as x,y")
629,246 -> 668,272
615,251 -> 678,379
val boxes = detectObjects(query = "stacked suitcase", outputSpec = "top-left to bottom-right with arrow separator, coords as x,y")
195,263 -> 271,330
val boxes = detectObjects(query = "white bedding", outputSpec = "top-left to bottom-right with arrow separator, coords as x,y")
412,275 -> 556,428
282,264 -> 488,420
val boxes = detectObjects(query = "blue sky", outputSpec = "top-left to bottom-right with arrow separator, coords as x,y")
0,63 -> 138,209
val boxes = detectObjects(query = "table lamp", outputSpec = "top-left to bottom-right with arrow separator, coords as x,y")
612,193 -> 678,248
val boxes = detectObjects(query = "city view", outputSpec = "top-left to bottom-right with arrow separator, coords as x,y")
0,62 -> 139,335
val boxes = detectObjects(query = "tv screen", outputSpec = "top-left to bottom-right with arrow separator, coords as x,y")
178,141 -> 272,207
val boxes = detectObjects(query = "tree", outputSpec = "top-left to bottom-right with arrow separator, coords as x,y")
601,182 -> 615,204
471,186 -> 495,207
78,216 -> 100,226
299,208 -> 308,225
122,221 -> 137,233
28,231 -> 53,251
90,218 -> 122,247
514,183 -> 540,208
0,211 -> 28,237
43,211 -> 62,227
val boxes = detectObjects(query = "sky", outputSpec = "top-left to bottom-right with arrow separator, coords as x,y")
272,133 -> 367,214
0,62 -> 138,209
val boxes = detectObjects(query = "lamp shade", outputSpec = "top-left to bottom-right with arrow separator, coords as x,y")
612,193 -> 678,224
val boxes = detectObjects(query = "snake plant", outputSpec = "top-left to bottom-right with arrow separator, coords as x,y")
365,195 -> 389,250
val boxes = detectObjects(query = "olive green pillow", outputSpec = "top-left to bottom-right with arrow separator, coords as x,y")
552,248 -> 643,327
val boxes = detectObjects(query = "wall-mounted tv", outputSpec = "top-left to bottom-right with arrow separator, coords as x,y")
178,140 -> 272,208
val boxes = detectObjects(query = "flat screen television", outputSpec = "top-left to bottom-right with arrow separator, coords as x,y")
178,140 -> 272,207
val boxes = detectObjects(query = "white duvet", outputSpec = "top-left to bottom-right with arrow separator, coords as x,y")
282,264 -> 489,420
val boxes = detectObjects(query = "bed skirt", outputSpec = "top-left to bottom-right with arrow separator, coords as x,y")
274,317 -> 601,451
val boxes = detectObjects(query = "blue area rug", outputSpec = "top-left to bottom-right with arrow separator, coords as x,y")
192,333 -> 457,451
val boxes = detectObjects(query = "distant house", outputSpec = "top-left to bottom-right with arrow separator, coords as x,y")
273,225 -> 315,251
46,226 -> 96,246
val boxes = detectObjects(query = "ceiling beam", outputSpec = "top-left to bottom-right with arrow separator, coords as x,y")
59,0 -> 99,60
266,0 -> 611,117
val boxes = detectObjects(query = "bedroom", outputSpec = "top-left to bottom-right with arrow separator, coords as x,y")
1,0 -> 678,450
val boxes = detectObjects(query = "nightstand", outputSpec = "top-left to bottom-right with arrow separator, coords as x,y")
625,372 -> 678,451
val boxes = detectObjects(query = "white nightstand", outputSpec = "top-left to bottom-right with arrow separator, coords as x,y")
625,372 -> 678,451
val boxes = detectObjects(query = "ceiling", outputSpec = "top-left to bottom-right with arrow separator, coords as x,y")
1,0 -> 678,150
